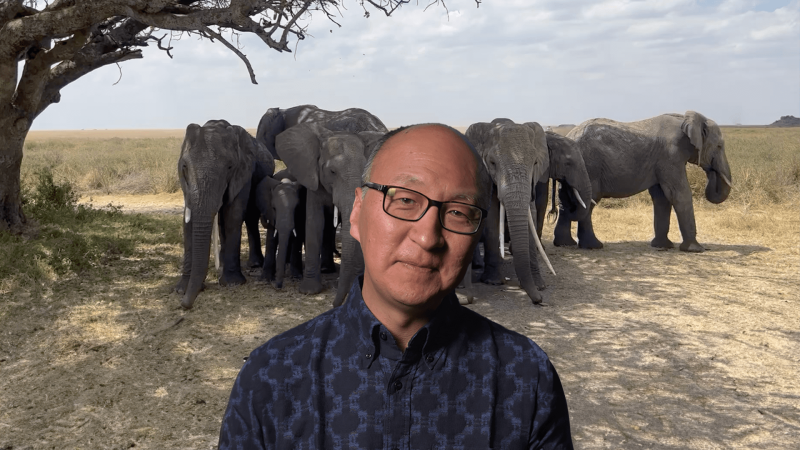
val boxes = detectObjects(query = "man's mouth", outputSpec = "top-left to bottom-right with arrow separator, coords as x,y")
398,261 -> 438,272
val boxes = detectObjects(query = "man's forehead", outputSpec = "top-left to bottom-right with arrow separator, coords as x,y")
380,124 -> 470,159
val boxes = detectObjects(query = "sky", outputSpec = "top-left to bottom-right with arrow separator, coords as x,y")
30,0 -> 800,130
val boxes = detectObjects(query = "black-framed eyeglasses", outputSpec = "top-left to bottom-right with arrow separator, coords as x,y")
362,182 -> 487,235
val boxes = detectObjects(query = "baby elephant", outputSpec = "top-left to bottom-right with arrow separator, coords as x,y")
255,176 -> 302,289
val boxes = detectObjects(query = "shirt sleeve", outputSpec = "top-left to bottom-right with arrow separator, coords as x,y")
218,358 -> 274,450
528,358 -> 574,450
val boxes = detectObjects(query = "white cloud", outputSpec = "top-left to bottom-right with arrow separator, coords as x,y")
31,0 -> 800,130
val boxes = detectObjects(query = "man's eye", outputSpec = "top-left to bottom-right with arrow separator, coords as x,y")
446,209 -> 467,218
397,197 -> 417,206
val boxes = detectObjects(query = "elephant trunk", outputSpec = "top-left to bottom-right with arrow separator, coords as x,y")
333,203 -> 364,307
505,203 -> 542,304
181,216 -> 213,309
705,152 -> 732,204
273,229 -> 291,289
558,179 -> 593,221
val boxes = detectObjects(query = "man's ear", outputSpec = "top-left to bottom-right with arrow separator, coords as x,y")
350,187 -> 363,243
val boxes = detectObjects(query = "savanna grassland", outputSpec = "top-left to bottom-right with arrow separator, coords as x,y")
1,127 -> 798,449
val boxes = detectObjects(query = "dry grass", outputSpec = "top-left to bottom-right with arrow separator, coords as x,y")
22,128 -> 275,196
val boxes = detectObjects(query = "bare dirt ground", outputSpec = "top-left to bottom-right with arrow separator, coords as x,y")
1,196 -> 798,449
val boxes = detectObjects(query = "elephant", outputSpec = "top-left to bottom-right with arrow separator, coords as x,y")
532,130 -> 593,238
175,120 -> 275,309
255,175 -> 302,289
276,122 -> 384,307
256,104 -> 388,160
465,119 -> 554,304
556,110 -> 732,252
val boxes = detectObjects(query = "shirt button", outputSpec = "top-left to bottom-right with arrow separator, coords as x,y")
394,380 -> 403,391
425,354 -> 434,363
380,332 -> 388,340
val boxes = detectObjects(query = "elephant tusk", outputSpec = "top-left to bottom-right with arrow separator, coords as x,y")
292,229 -> 296,237
333,206 -> 339,228
499,201 -> 505,259
572,187 -> 587,209
528,210 -> 556,276
273,229 -> 277,238
184,206 -> 191,224
720,173 -> 733,188
591,199 -> 597,206
212,214 -> 220,272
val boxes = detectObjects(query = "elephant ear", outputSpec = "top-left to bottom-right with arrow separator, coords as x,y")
465,122 -> 496,159
276,122 -> 330,191
256,108 -> 285,160
681,111 -> 710,161
227,125 -> 257,203
255,176 -> 280,218
524,122 -> 550,184
357,131 -> 385,159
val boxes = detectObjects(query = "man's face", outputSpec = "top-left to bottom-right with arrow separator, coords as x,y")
350,125 -> 482,312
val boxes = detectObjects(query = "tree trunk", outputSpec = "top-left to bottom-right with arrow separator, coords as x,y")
0,113 -> 31,233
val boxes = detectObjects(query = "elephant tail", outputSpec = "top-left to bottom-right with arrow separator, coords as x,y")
547,178 -> 558,224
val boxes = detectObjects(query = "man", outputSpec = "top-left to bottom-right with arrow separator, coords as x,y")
219,124 -> 573,449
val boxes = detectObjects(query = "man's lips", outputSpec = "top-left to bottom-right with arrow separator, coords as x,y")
397,260 -> 439,272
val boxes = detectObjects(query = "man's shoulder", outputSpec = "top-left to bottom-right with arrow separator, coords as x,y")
457,304 -> 552,367
248,306 -> 343,363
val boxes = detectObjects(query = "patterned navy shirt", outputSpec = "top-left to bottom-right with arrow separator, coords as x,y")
219,278 -> 573,449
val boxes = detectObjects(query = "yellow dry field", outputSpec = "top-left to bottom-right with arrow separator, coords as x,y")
2,128 -> 799,449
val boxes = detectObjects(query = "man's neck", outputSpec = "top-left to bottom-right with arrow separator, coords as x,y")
361,279 -> 442,352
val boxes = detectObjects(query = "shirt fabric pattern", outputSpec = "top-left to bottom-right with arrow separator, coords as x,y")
219,278 -> 573,449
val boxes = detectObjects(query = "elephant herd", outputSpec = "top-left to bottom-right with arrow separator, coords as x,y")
175,106 -> 733,309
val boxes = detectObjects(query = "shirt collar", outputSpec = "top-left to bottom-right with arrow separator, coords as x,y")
342,276 -> 462,370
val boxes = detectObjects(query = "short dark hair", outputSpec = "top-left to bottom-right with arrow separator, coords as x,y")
361,123 -> 491,210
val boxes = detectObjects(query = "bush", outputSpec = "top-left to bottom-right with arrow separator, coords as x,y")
27,167 -> 79,211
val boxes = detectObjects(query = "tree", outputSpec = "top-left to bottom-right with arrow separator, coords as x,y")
0,0 -> 478,233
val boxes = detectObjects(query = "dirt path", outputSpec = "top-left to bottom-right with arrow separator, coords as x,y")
1,199 -> 798,449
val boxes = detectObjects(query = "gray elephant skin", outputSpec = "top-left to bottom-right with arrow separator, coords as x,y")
276,122 -> 384,307
257,105 -> 388,160
556,110 -> 732,252
533,130 -> 593,236
255,175 -> 302,289
465,120 -> 552,304
175,120 -> 275,309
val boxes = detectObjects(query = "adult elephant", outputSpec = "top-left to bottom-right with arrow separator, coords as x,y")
256,105 -> 388,160
276,122 -> 384,307
465,120 -> 554,304
556,111 -> 732,252
532,131 -> 593,238
175,120 -> 275,309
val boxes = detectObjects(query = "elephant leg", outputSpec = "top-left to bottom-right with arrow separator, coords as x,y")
553,211 -> 577,247
668,180 -> 704,252
649,184 -> 675,249
289,232 -> 304,279
245,206 -> 264,269
320,206 -> 337,274
299,190 -> 325,294
261,225 -> 277,281
534,181 -> 548,239
175,215 -> 195,294
218,187 -> 249,287
480,189 -> 504,285
471,241 -> 484,269
577,202 -> 603,249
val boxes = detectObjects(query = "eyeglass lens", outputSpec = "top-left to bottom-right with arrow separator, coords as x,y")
383,186 -> 482,233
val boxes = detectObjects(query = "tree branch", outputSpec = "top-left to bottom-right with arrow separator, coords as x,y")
201,25 -> 257,83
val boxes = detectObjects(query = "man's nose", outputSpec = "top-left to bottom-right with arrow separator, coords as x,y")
409,206 -> 445,250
